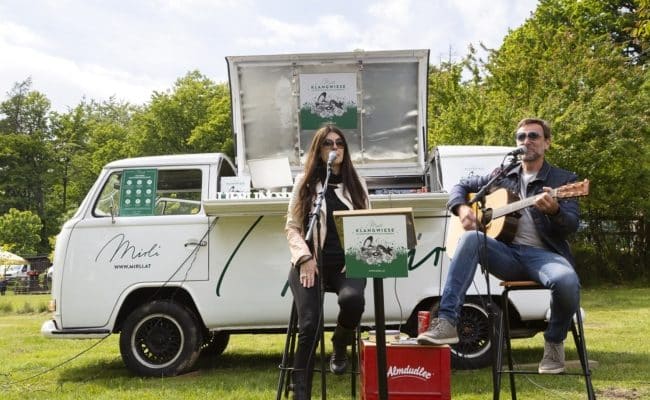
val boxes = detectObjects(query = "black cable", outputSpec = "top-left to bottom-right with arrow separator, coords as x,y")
1,334 -> 110,388
392,278 -> 404,335
154,217 -> 219,302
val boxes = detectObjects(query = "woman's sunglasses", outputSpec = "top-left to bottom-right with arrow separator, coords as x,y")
322,139 -> 345,148
515,131 -> 543,141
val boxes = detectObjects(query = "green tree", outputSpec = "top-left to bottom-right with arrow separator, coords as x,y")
0,78 -> 51,137
0,72 -> 237,255
51,98 -> 138,216
0,79 -> 56,253
0,208 -> 43,256
427,47 -> 490,147
633,0 -> 650,45
428,0 -> 649,280
47,104 -> 90,226
129,71 -> 233,156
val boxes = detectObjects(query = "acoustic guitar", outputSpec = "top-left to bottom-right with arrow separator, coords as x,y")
445,179 -> 590,258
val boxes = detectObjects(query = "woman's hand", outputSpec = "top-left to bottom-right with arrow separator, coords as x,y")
299,257 -> 318,288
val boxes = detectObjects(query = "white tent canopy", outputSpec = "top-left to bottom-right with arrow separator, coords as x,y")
0,250 -> 27,266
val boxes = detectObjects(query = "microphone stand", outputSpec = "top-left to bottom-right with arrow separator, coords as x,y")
304,160 -> 334,400
469,158 -> 520,207
467,156 -> 519,397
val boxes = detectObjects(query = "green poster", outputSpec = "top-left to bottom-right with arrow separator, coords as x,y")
299,73 -> 358,129
119,169 -> 157,216
341,214 -> 409,278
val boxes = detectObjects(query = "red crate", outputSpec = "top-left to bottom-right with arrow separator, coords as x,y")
360,340 -> 451,400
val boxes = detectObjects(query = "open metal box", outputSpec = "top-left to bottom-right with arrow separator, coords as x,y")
226,49 -> 430,191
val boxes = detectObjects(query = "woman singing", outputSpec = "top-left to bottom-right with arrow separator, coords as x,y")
285,125 -> 369,399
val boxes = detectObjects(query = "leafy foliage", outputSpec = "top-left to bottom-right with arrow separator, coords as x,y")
0,78 -> 51,137
0,208 -> 43,256
427,0 -> 649,280
128,71 -> 233,156
0,80 -> 58,253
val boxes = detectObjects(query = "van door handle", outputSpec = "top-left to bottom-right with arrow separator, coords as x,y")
184,240 -> 207,247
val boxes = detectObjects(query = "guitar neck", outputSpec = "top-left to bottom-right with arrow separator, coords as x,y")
490,189 -> 556,219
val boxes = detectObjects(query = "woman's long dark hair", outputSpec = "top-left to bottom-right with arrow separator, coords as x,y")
292,125 -> 368,229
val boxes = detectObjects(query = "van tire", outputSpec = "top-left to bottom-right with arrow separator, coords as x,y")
119,300 -> 203,377
430,297 -> 499,369
202,331 -> 230,356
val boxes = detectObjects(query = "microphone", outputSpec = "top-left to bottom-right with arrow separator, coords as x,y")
327,150 -> 337,165
507,145 -> 527,156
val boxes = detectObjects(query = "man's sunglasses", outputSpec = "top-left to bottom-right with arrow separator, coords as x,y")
322,139 -> 345,148
516,131 -> 543,141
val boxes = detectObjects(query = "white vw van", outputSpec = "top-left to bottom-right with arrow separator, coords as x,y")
42,50 -> 551,376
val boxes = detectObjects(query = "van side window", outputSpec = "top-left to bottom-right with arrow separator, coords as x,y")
155,169 -> 202,215
93,169 -> 203,217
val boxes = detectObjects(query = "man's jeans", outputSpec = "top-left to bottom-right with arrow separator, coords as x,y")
439,231 -> 580,343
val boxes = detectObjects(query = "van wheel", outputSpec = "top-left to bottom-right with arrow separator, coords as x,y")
431,298 -> 499,369
119,300 -> 203,377
202,331 -> 230,356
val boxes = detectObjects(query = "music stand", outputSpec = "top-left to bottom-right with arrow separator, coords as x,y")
334,208 -> 416,400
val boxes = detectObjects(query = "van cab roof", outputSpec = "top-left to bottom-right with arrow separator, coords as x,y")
433,145 -> 515,157
105,153 -> 226,169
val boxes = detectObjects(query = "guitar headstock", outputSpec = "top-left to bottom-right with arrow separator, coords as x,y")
554,179 -> 590,199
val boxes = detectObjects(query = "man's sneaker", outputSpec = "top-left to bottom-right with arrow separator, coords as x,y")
538,340 -> 565,374
416,318 -> 459,345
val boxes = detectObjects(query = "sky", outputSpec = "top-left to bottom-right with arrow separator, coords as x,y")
0,0 -> 539,112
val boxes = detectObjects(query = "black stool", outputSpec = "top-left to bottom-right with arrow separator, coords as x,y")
276,301 -> 359,399
493,281 -> 596,400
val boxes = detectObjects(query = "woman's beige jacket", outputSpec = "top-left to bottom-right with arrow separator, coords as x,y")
285,173 -> 369,267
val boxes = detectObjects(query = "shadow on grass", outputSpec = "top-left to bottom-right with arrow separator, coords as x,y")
56,351 -> 283,385
53,347 -> 362,398
479,347 -> 650,387
194,350 -> 281,372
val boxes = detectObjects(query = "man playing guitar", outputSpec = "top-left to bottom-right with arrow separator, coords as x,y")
417,118 -> 583,374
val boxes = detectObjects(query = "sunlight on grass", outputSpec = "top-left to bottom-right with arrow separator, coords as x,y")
0,287 -> 648,399
0,292 -> 50,315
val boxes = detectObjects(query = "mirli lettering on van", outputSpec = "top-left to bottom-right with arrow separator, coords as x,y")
95,233 -> 161,263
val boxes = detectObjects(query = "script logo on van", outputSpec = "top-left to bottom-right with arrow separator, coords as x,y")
95,233 -> 160,269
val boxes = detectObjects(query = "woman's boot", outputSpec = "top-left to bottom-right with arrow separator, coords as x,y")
330,324 -> 354,375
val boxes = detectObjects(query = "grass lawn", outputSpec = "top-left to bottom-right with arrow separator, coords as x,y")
0,286 -> 648,399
